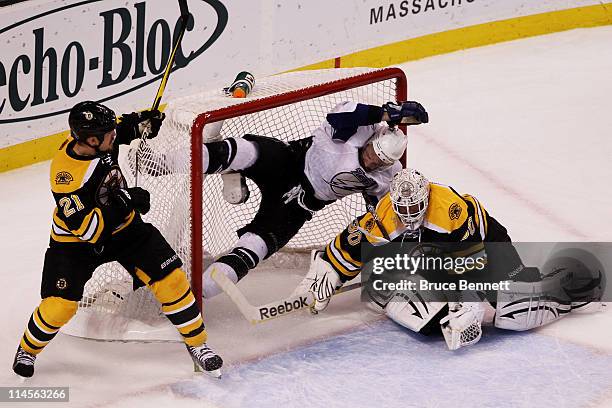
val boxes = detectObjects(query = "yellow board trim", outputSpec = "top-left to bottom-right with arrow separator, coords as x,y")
3,5 -> 612,172
296,4 -> 612,71
1,130 -> 68,173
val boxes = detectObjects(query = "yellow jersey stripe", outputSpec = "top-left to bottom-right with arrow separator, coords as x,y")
73,209 -> 98,237
325,245 -> 353,276
332,236 -> 361,269
112,211 -> 135,235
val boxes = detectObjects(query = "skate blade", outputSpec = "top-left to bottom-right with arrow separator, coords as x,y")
15,374 -> 29,383
204,368 -> 222,379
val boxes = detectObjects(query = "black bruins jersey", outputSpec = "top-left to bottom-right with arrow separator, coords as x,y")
49,137 -> 136,245
324,183 -> 496,280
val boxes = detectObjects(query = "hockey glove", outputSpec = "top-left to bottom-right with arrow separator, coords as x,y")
301,252 -> 343,314
115,110 -> 166,145
382,101 -> 429,127
112,187 -> 151,216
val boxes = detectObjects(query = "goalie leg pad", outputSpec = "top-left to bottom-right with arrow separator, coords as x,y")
494,278 -> 572,331
385,290 -> 446,333
541,247 -> 607,313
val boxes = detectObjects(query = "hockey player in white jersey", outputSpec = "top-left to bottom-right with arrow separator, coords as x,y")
200,101 -> 429,298
301,169 -> 606,350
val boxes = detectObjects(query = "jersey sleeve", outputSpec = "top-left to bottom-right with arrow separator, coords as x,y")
326,102 -> 384,142
321,195 -> 399,281
51,190 -> 106,244
322,213 -> 374,282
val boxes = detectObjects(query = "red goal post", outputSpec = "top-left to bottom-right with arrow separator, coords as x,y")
189,67 -> 407,311
62,67 -> 407,342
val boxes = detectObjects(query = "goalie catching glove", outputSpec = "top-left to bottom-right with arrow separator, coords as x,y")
116,109 -> 166,144
440,301 -> 488,351
382,101 -> 429,127
294,251 -> 343,314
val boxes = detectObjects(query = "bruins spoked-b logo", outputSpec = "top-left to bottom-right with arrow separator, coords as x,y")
364,218 -> 375,232
449,202 -> 462,220
96,166 -> 127,206
56,278 -> 67,290
55,171 -> 73,185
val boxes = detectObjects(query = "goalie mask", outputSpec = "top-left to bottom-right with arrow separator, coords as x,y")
69,101 -> 117,144
390,168 -> 430,230
371,126 -> 407,165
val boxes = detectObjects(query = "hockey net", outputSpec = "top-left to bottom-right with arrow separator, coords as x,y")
62,67 -> 407,341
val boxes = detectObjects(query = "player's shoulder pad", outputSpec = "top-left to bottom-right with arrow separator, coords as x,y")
423,183 -> 469,234
49,137 -> 100,194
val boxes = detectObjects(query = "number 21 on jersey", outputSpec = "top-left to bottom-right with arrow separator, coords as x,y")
59,195 -> 84,217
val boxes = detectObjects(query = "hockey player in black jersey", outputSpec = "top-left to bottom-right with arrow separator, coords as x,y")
199,100 -> 429,298
299,169 -> 605,350
12,101 -> 222,378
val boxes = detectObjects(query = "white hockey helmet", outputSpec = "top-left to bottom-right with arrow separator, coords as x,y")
371,126 -> 407,165
389,168 -> 430,230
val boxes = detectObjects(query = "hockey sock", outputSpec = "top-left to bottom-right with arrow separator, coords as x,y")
203,138 -> 257,173
202,232 -> 267,298
217,248 -> 258,281
148,268 -> 207,347
203,139 -> 236,173
19,297 -> 78,355
229,137 -> 258,171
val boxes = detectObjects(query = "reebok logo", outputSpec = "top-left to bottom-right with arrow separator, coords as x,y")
259,296 -> 308,320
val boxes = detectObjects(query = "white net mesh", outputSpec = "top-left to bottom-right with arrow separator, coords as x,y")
62,67 -> 405,341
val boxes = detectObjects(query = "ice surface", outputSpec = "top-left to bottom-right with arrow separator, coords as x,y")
1,26 -> 611,407
173,320 -> 612,408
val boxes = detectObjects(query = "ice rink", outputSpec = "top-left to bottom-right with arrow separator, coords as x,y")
1,26 -> 612,407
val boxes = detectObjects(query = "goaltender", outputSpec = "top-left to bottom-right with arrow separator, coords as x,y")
297,169 -> 605,350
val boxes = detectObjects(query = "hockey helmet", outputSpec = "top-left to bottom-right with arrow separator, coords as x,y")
69,101 -> 117,143
371,125 -> 407,165
390,168 -> 430,230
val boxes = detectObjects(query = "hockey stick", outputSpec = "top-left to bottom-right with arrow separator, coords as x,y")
150,0 -> 190,112
135,0 -> 190,186
211,268 -> 362,324
361,192 -> 391,241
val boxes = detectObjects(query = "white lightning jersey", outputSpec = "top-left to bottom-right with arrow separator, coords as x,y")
304,102 -> 401,202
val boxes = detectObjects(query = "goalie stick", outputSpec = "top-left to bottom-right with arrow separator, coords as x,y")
211,268 -> 362,324
135,0 -> 190,186
213,195 -> 393,323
